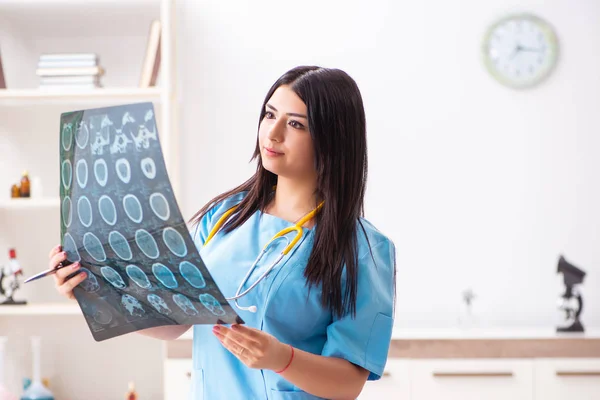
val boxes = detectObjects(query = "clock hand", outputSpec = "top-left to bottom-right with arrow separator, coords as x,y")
509,44 -> 522,60
518,46 -> 543,53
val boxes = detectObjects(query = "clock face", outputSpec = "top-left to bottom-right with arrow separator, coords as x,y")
483,14 -> 559,89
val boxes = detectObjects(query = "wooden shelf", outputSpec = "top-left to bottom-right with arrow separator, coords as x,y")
0,302 -> 81,315
0,87 -> 162,105
0,197 -> 60,210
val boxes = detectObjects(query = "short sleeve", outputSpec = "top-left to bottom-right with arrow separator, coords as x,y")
321,239 -> 396,381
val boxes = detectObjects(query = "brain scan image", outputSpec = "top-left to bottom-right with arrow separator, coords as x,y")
61,159 -> 72,190
62,196 -> 72,227
173,294 -> 199,316
83,232 -> 106,262
126,264 -> 151,289
152,263 -> 178,289
163,227 -> 187,257
62,232 -> 80,263
101,266 -> 127,289
76,159 -> 88,189
199,293 -> 226,316
77,196 -> 93,228
99,195 -> 117,226
115,158 -> 131,184
75,120 -> 89,149
123,194 -> 143,223
94,158 -> 108,187
148,294 -> 172,315
141,157 -> 156,179
135,229 -> 159,259
180,261 -> 206,289
79,267 -> 100,293
62,122 -> 73,151
149,192 -> 170,221
121,294 -> 145,317
60,103 -> 240,342
108,231 -> 132,260
93,303 -> 113,325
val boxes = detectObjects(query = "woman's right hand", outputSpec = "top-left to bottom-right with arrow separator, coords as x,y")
48,245 -> 87,300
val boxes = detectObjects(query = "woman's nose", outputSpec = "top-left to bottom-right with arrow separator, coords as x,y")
267,120 -> 285,142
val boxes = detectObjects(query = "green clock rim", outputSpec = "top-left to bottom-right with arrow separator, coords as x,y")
481,13 -> 559,89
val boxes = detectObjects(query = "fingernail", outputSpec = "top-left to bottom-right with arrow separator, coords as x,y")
231,324 -> 240,330
212,325 -> 220,332
71,262 -> 80,270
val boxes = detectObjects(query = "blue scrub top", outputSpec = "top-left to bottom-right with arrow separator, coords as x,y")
190,192 -> 396,400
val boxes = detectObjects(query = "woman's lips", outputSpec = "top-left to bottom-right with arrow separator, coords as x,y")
265,147 -> 283,157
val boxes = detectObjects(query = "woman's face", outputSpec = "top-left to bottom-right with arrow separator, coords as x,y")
258,85 -> 316,181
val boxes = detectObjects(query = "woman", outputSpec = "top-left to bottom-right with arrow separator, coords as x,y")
49,66 -> 396,400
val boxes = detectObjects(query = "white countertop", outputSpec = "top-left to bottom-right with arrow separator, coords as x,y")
177,327 -> 600,341
391,327 -> 600,340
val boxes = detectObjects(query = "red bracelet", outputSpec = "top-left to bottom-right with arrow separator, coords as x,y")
275,345 -> 294,374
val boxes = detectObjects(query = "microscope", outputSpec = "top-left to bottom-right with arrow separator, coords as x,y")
0,248 -> 26,305
556,255 -> 586,333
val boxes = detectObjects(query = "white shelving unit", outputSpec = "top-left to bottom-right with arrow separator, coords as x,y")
0,1 -> 179,398
0,0 -> 179,313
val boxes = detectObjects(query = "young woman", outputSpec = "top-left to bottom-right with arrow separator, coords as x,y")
49,66 -> 396,400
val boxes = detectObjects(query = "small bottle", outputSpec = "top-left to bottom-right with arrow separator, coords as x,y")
125,382 -> 138,400
19,172 -> 30,198
10,184 -> 20,198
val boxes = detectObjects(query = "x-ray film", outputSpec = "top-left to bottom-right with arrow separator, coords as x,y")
59,102 -> 242,341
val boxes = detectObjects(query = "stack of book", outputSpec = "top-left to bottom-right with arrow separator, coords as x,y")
36,53 -> 104,90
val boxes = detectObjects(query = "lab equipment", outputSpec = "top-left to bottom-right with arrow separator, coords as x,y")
0,249 -> 26,305
125,381 -> 138,400
204,201 -> 323,313
19,172 -> 30,198
20,337 -> 54,400
556,255 -> 586,333
0,337 -> 17,400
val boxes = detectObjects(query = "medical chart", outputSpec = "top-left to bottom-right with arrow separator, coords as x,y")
59,102 -> 242,341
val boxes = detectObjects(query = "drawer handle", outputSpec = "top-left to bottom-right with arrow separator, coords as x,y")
556,371 -> 600,377
433,372 -> 514,378
186,372 -> 191,379
382,371 -> 391,377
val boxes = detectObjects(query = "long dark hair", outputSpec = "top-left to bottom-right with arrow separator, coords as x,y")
190,66 -> 369,318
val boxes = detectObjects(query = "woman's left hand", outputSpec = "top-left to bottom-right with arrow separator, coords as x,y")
212,324 -> 292,371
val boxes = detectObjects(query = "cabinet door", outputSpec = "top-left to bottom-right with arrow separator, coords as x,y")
164,358 -> 193,400
410,359 -> 534,400
359,359 -> 410,399
534,359 -> 600,400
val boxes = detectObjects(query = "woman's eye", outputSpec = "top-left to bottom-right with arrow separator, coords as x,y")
289,120 -> 305,129
264,111 -> 275,119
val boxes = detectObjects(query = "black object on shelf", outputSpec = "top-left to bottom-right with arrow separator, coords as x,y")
556,255 -> 586,333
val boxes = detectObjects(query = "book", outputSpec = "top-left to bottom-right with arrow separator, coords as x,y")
40,76 -> 100,85
39,53 -> 98,62
38,60 -> 99,69
36,66 -> 105,77
139,20 -> 161,88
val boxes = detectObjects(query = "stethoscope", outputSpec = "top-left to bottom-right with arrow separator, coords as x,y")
203,201 -> 324,313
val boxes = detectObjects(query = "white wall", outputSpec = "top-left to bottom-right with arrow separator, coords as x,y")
178,0 -> 600,330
